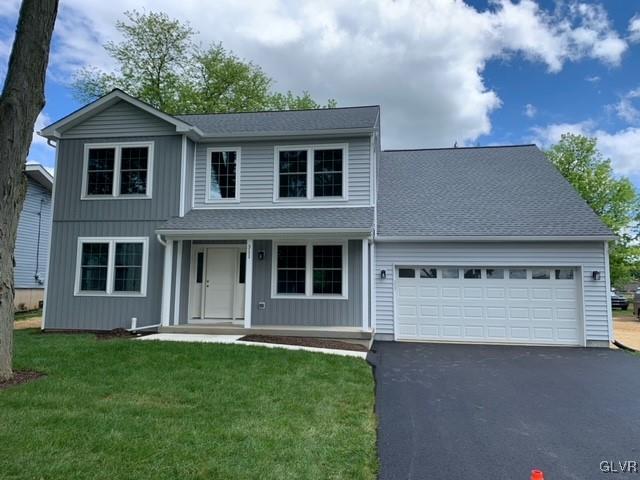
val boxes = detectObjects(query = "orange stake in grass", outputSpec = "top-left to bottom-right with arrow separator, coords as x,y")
530,470 -> 544,480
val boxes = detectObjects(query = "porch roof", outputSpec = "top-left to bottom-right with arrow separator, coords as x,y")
157,207 -> 375,237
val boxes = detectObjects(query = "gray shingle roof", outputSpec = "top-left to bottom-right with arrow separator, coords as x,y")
377,145 -> 613,238
158,207 -> 375,233
176,106 -> 379,136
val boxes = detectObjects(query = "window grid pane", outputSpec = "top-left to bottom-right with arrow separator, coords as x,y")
279,151 -> 307,198
486,268 -> 505,279
80,243 -> 109,291
555,268 -> 574,280
113,243 -> 143,292
120,147 -> 148,195
420,268 -> 437,279
314,149 -> 343,197
464,268 -> 481,279
86,148 -> 115,195
312,245 -> 342,294
276,245 -> 306,294
532,269 -> 550,280
210,151 -> 237,199
509,268 -> 527,280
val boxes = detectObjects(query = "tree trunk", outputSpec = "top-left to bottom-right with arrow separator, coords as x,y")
0,0 -> 58,382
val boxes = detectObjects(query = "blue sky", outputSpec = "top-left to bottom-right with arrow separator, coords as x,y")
1,0 -> 639,188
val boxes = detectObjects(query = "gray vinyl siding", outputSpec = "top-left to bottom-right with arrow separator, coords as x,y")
44,221 -> 165,330
250,240 -> 362,327
374,241 -> 610,343
62,100 -> 177,138
14,179 -> 52,288
54,135 -> 182,222
193,136 -> 372,208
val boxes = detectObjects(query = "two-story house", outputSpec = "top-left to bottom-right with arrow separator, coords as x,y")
39,89 -> 615,347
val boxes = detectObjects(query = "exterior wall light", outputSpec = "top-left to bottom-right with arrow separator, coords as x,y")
258,250 -> 265,261
381,270 -> 386,279
592,271 -> 601,281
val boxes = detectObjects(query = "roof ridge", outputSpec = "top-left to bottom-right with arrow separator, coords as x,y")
383,144 -> 537,152
175,105 -> 381,117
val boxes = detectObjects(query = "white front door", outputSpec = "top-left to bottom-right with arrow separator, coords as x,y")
204,248 -> 236,319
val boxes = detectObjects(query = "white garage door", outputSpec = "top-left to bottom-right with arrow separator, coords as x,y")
395,266 -> 581,345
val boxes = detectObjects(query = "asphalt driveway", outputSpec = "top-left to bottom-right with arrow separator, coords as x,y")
371,342 -> 640,480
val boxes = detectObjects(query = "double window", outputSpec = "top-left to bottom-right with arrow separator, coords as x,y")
275,145 -> 347,200
272,242 -> 347,298
75,237 -> 148,296
82,142 -> 153,199
206,147 -> 240,202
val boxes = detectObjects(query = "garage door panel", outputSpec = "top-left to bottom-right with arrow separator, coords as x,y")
486,287 -> 506,298
487,326 -> 508,339
442,325 -> 463,337
419,286 -> 438,299
532,288 -> 553,300
419,305 -> 438,317
510,326 -> 530,339
508,288 -> 529,299
463,287 -> 483,299
463,306 -> 483,319
442,287 -> 461,299
464,325 -> 485,337
533,307 -> 553,320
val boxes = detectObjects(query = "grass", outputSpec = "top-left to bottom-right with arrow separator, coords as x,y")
0,330 -> 377,480
613,302 -> 636,319
14,308 -> 42,321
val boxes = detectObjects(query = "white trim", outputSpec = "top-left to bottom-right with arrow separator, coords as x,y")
25,163 -> 54,190
270,240 -> 348,300
156,228 -> 372,239
41,142 -> 58,330
161,240 -> 174,326
361,239 -> 369,330
244,240 -> 253,328
375,235 -> 617,242
179,136 -> 187,217
173,240 -> 183,325
369,134 -> 375,207
191,142 -> 197,210
205,146 -> 241,203
369,241 -> 376,331
73,236 -> 149,297
190,203 -> 371,210
273,143 -> 348,203
578,265 -> 587,347
604,241 -> 613,342
81,141 -> 154,200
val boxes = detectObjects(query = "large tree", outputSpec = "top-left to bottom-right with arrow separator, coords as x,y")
545,133 -> 640,288
0,0 -> 58,381
74,11 -> 335,114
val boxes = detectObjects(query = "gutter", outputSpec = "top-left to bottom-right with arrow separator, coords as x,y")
155,227 -> 374,237
374,235 -> 618,242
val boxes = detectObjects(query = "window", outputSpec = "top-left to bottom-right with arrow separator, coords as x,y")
272,242 -> 347,298
555,268 -> 574,280
441,268 -> 459,279
207,148 -> 239,201
398,268 -> 415,278
313,245 -> 343,294
420,268 -> 437,279
83,142 -> 153,199
509,268 -> 527,280
464,268 -> 481,279
532,269 -> 550,280
75,237 -> 148,296
275,144 -> 347,200
486,268 -> 504,279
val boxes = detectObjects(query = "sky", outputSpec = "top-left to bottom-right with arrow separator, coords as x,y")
0,0 -> 639,188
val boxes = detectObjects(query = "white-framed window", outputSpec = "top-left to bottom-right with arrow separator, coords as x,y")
271,241 -> 348,299
82,142 -> 154,199
273,144 -> 348,201
74,237 -> 149,296
205,147 -> 240,202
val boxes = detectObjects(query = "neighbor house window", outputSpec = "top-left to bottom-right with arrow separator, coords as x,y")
486,268 -> 504,279
207,148 -> 239,201
555,268 -> 574,280
275,145 -> 347,200
532,269 -> 550,280
83,142 -> 153,199
75,237 -> 148,296
273,242 -> 347,298
509,268 -> 527,280
464,268 -> 481,279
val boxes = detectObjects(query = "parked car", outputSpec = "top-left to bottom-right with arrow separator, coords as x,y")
611,292 -> 629,310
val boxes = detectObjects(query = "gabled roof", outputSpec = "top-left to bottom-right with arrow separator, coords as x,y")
38,89 -> 203,139
377,145 -> 615,240
25,164 -> 53,191
175,105 -> 379,138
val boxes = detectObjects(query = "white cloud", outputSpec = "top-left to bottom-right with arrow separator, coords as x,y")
585,75 -> 600,83
610,86 -> 640,124
524,103 -> 537,118
531,121 -> 640,176
629,14 -> 640,43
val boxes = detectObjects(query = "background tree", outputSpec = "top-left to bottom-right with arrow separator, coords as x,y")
0,0 -> 58,381
73,11 -> 335,114
545,133 -> 640,288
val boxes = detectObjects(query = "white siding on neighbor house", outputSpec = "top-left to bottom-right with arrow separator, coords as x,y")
375,241 -> 610,343
14,179 -> 52,289
62,100 -> 177,138
192,136 -> 372,208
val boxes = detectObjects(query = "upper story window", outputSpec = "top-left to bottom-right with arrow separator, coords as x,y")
274,144 -> 347,201
82,142 -> 153,200
206,147 -> 240,202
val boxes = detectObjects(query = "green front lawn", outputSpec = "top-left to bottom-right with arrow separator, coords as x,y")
0,330 -> 377,479
14,308 -> 42,321
613,302 -> 636,319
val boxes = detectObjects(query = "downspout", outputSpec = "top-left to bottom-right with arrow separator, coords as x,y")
34,198 -> 44,284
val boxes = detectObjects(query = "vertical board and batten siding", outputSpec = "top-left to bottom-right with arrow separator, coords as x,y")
14,179 -> 52,288
374,242 -> 610,343
192,136 -> 372,208
62,100 -> 177,138
251,240 -> 363,327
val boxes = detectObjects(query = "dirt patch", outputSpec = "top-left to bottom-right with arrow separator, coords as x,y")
0,371 -> 45,391
14,317 -> 41,330
614,317 -> 640,351
240,334 -> 368,352
95,328 -> 137,340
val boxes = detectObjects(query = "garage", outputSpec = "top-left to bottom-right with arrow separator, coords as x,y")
395,266 -> 582,345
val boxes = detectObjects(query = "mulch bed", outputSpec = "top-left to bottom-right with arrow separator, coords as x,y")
0,371 -> 45,391
239,334 -> 368,352
95,328 -> 138,340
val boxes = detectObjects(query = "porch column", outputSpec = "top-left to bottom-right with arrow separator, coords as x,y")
361,239 -> 369,330
172,240 -> 183,326
244,239 -> 253,329
160,239 -> 174,327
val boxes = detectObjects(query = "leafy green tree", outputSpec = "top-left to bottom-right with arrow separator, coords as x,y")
73,11 -> 335,113
546,133 -> 640,288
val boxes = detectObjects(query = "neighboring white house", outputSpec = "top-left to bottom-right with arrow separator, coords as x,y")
14,164 -> 53,311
